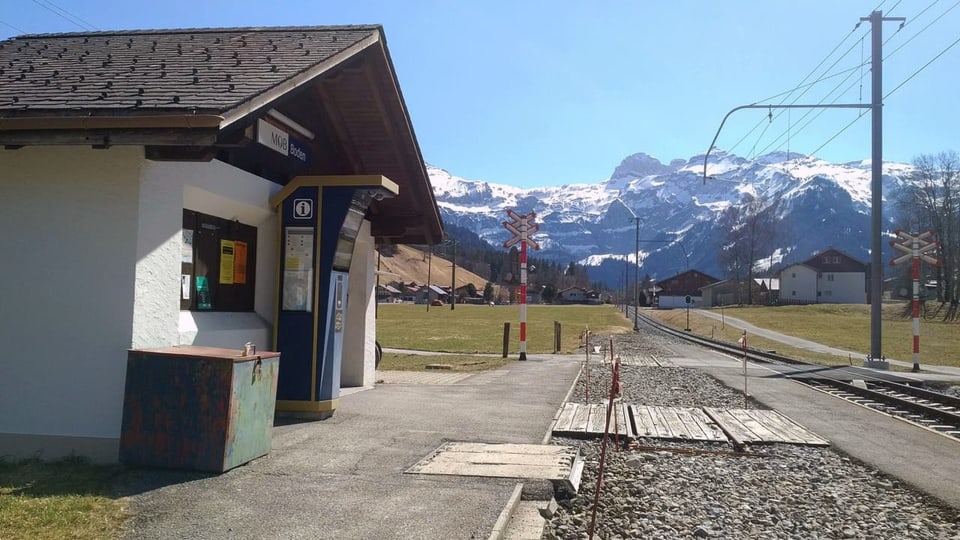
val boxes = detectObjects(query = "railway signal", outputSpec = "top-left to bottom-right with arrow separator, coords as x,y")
890,230 -> 941,373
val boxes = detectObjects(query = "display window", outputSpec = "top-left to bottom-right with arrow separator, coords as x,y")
181,209 -> 257,311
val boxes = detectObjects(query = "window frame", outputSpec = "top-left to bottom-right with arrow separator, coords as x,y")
181,209 -> 258,312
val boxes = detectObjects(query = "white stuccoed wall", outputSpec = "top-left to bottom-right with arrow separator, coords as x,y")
0,148 -> 385,462
342,220 -> 376,388
137,159 -> 280,350
0,149 -> 282,462
0,146 -> 143,460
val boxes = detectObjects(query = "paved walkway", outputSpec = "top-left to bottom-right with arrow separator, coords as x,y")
693,308 -> 960,381
117,353 -> 582,540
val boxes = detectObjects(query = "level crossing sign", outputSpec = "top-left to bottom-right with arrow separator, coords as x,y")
503,209 -> 539,361
503,210 -> 540,250
889,229 -> 941,373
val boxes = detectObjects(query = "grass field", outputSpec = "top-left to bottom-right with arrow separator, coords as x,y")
647,303 -> 960,368
0,458 -> 127,540
376,303 -> 633,355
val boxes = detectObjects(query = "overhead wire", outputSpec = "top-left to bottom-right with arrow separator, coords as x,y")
727,21 -> 865,157
755,0 -> 957,163
30,0 -> 99,31
798,24 -> 960,160
723,0 -> 959,165
742,24 -> 872,159
800,0 -> 960,161
0,19 -> 27,34
727,0 -> 890,156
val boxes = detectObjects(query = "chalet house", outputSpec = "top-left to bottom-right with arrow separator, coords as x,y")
557,287 -> 601,305
418,284 -> 449,304
779,248 -> 867,304
656,269 -> 720,308
377,284 -> 402,303
0,26 -> 443,462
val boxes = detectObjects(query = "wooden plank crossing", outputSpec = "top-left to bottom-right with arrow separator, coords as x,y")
704,408 -> 830,446
629,405 -> 727,442
553,402 -> 632,438
553,403 -> 829,447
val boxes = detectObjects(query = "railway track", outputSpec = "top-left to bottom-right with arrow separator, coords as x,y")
629,307 -> 960,441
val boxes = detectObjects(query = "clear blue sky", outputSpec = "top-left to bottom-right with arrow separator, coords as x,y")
2,1 -> 957,187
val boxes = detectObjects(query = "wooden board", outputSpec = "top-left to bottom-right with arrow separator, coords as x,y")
629,405 -> 727,442
703,408 -> 830,446
552,402 -> 632,438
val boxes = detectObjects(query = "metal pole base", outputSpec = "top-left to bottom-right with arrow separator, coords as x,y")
863,355 -> 890,370
911,363 -> 920,373
519,352 -> 527,361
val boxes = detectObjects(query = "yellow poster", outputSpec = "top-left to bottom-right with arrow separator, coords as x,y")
233,241 -> 248,284
219,240 -> 235,284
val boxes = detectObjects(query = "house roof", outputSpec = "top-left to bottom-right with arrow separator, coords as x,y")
0,26 -> 443,244
0,26 -> 379,116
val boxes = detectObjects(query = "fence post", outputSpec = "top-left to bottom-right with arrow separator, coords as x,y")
502,322 -> 511,358
553,321 -> 561,353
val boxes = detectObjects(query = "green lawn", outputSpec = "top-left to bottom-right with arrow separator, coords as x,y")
376,303 -> 633,354
649,303 -> 960,368
0,458 -> 127,540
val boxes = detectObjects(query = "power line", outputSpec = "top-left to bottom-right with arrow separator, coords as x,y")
729,22 -> 866,157
752,0 -> 958,161
884,0 -> 960,61
886,33 -> 960,98
0,19 -> 27,34
802,30 -> 960,162
31,0 -> 98,31
735,24 -> 871,157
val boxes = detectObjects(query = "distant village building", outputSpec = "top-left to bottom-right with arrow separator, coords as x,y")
655,269 -> 720,308
377,284 -> 403,303
556,287 -> 601,305
779,248 -> 867,304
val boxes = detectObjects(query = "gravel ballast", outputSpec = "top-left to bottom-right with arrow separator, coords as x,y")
542,329 -> 960,539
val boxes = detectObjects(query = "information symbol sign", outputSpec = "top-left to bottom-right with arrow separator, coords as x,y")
293,199 -> 313,219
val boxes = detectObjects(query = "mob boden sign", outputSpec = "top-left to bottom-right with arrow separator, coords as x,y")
257,119 -> 310,164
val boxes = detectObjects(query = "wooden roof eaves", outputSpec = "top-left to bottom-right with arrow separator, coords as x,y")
218,29 -> 382,131
371,37 -> 444,244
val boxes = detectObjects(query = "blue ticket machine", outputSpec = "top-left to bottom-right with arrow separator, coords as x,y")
270,176 -> 397,418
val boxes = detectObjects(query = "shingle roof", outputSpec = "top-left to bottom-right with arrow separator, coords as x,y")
0,26 -> 380,117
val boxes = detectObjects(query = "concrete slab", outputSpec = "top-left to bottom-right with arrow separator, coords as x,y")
407,442 -> 583,494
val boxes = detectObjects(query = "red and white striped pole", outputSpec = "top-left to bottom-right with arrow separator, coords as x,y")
910,236 -> 921,373
503,210 -> 539,361
519,233 -> 528,361
891,229 -> 941,373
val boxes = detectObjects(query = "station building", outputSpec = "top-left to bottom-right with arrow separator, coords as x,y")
0,25 -> 443,462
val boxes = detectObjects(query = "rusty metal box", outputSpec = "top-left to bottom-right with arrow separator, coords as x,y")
119,345 -> 280,472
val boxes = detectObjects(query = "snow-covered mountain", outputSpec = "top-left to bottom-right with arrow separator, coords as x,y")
428,151 -> 915,285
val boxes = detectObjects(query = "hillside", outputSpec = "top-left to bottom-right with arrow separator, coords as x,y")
375,244 -> 493,292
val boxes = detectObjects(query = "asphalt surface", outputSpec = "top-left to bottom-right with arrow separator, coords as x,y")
117,354 -> 582,540
114,318 -> 960,538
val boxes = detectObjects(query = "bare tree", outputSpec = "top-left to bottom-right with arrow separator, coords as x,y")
899,151 -> 960,306
717,194 -> 777,304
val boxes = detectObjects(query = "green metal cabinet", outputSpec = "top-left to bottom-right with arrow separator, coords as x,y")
119,345 -> 280,472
